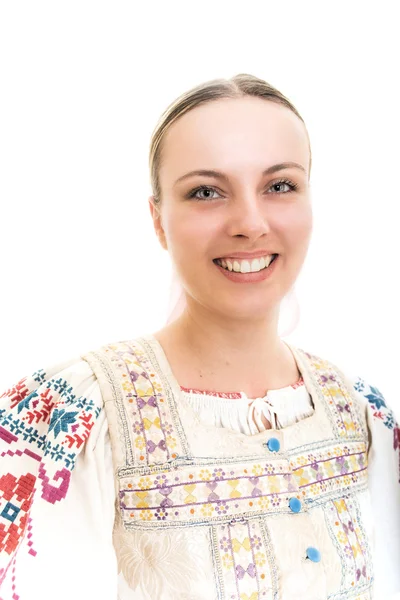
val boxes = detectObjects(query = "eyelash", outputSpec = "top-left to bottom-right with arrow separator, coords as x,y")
186,179 -> 299,201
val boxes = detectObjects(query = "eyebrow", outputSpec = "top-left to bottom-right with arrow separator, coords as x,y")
174,162 -> 307,186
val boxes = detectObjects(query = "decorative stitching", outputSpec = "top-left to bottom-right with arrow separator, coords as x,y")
0,362 -> 103,597
139,337 -> 192,459
85,349 -> 135,465
324,496 -> 374,596
91,338 -> 373,599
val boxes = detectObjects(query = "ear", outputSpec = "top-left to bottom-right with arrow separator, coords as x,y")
149,196 -> 168,250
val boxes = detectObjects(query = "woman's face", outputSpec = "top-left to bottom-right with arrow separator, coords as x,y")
150,96 -> 312,320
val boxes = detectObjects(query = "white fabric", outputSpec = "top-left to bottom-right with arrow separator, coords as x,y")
0,359 -> 117,600
182,377 -> 400,599
1,356 -> 399,599
181,381 -> 314,433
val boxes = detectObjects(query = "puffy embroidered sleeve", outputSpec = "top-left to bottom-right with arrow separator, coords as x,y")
0,357 -> 117,600
350,375 -> 400,598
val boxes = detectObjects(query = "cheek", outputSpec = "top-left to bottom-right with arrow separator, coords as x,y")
166,209 -> 220,253
274,203 -> 313,246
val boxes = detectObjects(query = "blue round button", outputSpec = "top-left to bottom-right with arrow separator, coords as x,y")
306,547 -> 321,563
266,437 -> 280,452
289,497 -> 302,513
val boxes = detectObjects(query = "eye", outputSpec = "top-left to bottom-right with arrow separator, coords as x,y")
187,185 -> 222,201
267,179 -> 298,194
186,178 -> 298,201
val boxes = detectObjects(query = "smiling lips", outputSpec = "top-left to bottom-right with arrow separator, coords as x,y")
215,254 -> 278,273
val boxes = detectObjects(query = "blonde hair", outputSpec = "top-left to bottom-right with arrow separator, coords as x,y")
149,73 -> 309,333
149,73 -> 312,204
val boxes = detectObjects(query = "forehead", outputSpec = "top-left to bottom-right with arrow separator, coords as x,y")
160,97 -> 310,184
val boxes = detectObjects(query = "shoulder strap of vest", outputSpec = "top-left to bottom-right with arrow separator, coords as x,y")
82,339 -> 190,469
294,346 -> 368,441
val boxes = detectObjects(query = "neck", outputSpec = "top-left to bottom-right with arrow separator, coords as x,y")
153,303 -> 300,397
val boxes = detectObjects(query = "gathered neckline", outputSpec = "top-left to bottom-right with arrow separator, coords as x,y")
179,375 -> 305,401
139,334 -> 321,443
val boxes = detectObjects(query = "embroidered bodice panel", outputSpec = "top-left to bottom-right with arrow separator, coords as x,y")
2,335 -> 399,600
80,335 -> 381,600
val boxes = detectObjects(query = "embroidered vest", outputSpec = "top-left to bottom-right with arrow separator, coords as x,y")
82,336 -> 373,600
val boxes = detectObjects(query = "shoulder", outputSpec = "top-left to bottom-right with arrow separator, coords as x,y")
339,370 -> 398,433
1,356 -> 97,400
335,368 -> 399,471
348,374 -> 398,430
0,353 -> 116,588
296,345 -> 399,445
297,345 -> 397,428
0,354 -> 105,465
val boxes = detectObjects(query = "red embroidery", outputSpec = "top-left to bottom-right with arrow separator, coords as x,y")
290,377 -> 305,390
180,387 -> 242,399
180,376 -> 305,398
65,412 -> 95,449
0,377 -> 30,410
25,388 -> 56,426
1,365 -> 103,597
0,472 -> 36,555
0,427 -> 18,445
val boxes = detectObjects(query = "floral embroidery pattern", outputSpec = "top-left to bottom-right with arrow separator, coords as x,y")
114,516 -> 211,600
325,497 -> 373,593
119,441 -> 368,525
353,377 -> 400,483
103,343 -> 187,466
0,364 -> 102,597
0,372 -> 101,470
120,458 -> 295,524
304,352 -> 365,438
356,378 -> 396,428
213,520 -> 274,599
290,442 -> 368,498
93,340 -> 376,599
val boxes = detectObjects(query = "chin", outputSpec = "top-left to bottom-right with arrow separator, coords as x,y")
213,298 -> 280,321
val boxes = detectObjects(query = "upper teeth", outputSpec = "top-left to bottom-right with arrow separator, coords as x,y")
216,255 -> 275,273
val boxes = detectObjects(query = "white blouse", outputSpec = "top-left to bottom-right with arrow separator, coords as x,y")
180,376 -> 313,434
1,353 -> 399,600
180,375 -> 400,599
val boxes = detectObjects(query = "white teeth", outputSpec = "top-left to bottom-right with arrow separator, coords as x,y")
250,259 -> 260,273
216,254 -> 276,273
240,260 -> 251,274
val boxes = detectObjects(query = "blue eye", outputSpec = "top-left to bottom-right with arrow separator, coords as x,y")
187,186 -> 221,201
267,179 -> 298,194
186,179 -> 298,201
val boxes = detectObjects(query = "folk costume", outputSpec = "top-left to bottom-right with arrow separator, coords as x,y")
1,335 -> 399,599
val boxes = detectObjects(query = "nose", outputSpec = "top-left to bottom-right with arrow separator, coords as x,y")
226,192 -> 271,240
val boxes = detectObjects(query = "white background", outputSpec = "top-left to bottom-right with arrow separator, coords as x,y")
1,3 -> 399,408
0,3 -> 399,598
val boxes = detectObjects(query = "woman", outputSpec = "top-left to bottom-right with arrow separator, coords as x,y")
1,74 -> 399,600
